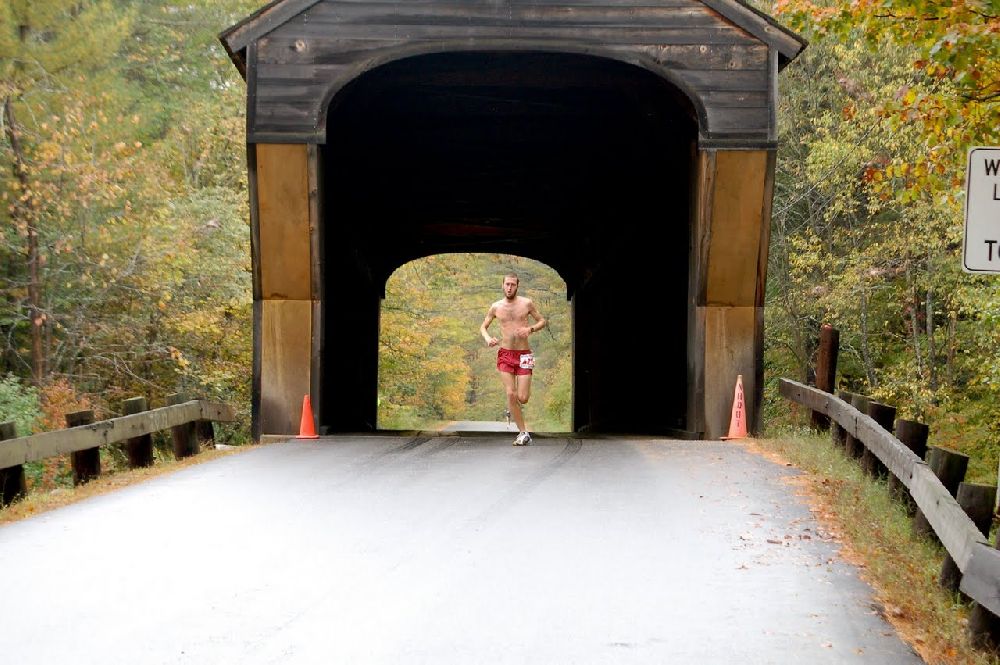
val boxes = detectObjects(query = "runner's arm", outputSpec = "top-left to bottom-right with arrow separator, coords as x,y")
480,306 -> 499,346
526,301 -> 546,335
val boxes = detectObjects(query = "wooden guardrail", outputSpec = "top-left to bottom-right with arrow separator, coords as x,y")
0,397 -> 236,506
779,378 -> 1000,643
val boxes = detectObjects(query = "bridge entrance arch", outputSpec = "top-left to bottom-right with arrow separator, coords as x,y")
220,0 -> 805,440
323,52 -> 693,435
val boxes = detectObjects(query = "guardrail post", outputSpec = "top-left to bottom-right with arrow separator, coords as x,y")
833,390 -> 854,447
931,447 -> 969,497
969,525 -> 1000,649
122,397 -> 154,468
940,482 -> 997,592
0,421 -> 26,506
810,325 -> 839,431
862,401 -> 895,477
969,604 -> 1000,650
196,415 -> 215,449
889,419 -> 929,509
166,393 -> 199,459
66,410 -> 100,485
845,394 -> 869,459
915,447 -> 969,539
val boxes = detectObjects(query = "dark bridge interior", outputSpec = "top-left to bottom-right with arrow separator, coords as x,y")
321,52 -> 697,434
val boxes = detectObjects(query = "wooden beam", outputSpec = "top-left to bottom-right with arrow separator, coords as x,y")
220,0 -> 323,54
260,299 -> 313,435
167,393 -> 200,459
67,410 -> 100,486
705,150 -> 768,307
0,421 -> 25,506
256,143 -> 313,300
962,544 -> 1000,616
0,401 -> 235,470
698,0 -> 807,62
703,305 -> 756,438
910,463 -> 987,571
122,397 -> 154,468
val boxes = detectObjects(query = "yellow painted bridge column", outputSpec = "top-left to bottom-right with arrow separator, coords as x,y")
253,143 -> 318,438
689,149 -> 775,439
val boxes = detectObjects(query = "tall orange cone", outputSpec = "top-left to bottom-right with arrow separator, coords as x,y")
721,375 -> 747,441
296,395 -> 320,439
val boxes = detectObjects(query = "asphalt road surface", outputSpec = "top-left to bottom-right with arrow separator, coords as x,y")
0,434 -> 922,664
443,419 -> 516,433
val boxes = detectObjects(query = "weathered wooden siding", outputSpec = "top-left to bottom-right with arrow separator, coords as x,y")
248,0 -> 773,145
253,144 -> 319,436
688,149 -> 774,438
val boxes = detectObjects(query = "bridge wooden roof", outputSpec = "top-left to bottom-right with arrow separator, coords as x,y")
220,0 -> 805,148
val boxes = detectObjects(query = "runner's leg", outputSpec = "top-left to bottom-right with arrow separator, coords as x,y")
516,373 -> 532,405
500,370 -> 526,432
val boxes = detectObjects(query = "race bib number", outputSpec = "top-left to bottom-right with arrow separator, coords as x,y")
519,353 -> 535,370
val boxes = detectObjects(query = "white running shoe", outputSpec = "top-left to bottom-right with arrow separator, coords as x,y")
513,431 -> 532,446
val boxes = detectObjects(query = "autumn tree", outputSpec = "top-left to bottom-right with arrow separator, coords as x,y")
765,0 -> 1000,475
0,1 -> 132,383
0,1 -> 257,440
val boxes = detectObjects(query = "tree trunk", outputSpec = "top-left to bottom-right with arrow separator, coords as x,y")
859,283 -> 877,388
925,253 -> 937,393
946,311 -> 956,388
906,264 -> 924,381
3,97 -> 45,384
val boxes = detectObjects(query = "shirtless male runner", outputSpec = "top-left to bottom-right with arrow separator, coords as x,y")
480,272 -> 547,446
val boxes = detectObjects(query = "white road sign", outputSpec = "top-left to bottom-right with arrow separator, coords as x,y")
963,146 -> 1000,273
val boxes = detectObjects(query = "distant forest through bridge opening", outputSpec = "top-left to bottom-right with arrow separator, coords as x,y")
378,254 -> 572,432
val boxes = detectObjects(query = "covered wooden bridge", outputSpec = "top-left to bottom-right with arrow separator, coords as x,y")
220,0 -> 805,440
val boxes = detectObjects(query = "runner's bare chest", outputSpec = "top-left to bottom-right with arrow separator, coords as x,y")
496,300 -> 530,329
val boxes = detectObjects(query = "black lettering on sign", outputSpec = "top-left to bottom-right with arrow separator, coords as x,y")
987,158 -> 1000,177
994,183 -> 999,201
986,240 -> 998,261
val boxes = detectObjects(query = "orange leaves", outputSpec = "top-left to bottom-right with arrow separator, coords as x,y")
862,166 -> 882,184
37,378 -> 96,433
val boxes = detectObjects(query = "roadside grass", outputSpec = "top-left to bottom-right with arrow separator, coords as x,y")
0,445 -> 253,526
755,430 -> 1000,665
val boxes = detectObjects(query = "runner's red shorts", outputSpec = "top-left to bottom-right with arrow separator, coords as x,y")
497,348 -> 534,375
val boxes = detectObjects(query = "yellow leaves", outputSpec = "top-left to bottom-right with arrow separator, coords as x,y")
36,141 -> 60,163
167,346 -> 191,369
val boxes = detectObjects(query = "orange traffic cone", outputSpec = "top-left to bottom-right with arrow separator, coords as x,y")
721,375 -> 747,441
296,395 -> 319,439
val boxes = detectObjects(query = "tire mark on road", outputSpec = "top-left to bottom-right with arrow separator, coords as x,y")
458,438 -> 584,534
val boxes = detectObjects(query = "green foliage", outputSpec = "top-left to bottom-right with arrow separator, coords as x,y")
0,373 -> 40,436
0,0 -> 254,438
0,1 -> 134,99
765,1 -> 1000,471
